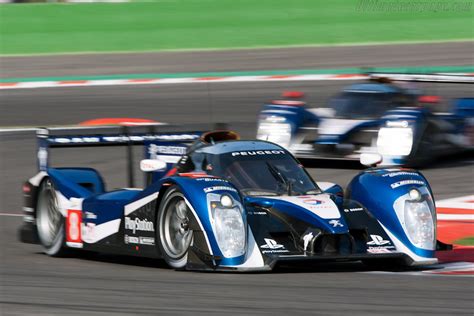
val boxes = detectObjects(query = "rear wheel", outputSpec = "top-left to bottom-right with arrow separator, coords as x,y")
157,187 -> 193,269
36,178 -> 67,256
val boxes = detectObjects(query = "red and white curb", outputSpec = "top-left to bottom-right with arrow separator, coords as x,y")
366,261 -> 474,277
0,74 -> 367,90
424,262 -> 474,276
436,195 -> 474,221
435,195 -> 474,276
1,72 -> 472,90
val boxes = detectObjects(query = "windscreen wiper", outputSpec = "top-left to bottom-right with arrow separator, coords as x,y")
265,162 -> 293,196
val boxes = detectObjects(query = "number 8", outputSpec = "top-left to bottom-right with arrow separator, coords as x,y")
68,212 -> 79,241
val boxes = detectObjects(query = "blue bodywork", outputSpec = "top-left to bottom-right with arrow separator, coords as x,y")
257,82 -> 474,166
347,169 -> 435,259
23,129 -> 441,271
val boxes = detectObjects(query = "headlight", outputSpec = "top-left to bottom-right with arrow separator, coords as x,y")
257,118 -> 292,149
403,190 -> 436,250
220,194 -> 233,208
377,127 -> 413,156
208,194 -> 246,258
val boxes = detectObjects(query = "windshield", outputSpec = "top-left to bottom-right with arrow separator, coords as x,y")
207,151 -> 319,196
329,92 -> 395,119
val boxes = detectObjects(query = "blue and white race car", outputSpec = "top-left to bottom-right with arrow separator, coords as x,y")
257,74 -> 474,166
20,127 -> 445,271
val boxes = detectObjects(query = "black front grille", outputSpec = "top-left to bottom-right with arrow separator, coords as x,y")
310,230 -> 368,255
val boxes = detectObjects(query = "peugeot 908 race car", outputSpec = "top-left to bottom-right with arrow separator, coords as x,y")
257,74 -> 474,166
19,127 -> 442,271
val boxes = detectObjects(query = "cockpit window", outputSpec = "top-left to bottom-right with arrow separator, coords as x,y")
207,151 -> 319,196
329,91 -> 395,119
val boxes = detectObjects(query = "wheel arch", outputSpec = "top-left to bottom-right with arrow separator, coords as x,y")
154,179 -> 218,268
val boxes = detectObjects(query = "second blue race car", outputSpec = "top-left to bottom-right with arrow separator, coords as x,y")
256,73 -> 474,166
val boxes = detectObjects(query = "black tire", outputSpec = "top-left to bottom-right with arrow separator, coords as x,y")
36,178 -> 67,256
156,186 -> 194,269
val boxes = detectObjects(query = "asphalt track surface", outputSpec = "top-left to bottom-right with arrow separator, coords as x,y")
1,43 -> 473,315
2,42 -> 473,79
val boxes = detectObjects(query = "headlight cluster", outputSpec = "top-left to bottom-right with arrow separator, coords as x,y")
401,188 -> 436,250
207,193 -> 246,258
377,126 -> 413,156
257,117 -> 292,149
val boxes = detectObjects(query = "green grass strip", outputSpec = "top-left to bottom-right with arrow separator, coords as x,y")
1,65 -> 473,83
0,0 -> 472,55
454,236 -> 474,246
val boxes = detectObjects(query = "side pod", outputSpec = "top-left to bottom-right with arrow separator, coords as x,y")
160,176 -> 248,270
346,168 -> 438,265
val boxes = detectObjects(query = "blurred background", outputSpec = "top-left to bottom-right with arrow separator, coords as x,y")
0,0 -> 473,315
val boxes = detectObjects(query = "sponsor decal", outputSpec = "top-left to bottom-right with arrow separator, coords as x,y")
382,171 -> 419,178
66,209 -> 83,247
367,234 -> 390,246
148,144 -> 187,156
366,235 -> 396,252
260,238 -> 290,254
125,217 -> 154,234
124,234 -> 139,244
391,180 -> 425,189
140,159 -> 165,171
267,194 -> 340,219
248,211 -> 267,215
303,232 -> 314,251
82,223 -> 96,243
49,134 -> 199,144
84,211 -> 97,219
231,150 -> 285,157
196,178 -> 228,182
367,247 -> 392,254
328,219 -> 344,227
297,196 -> 323,205
139,236 -> 155,245
203,186 -> 237,193
344,207 -> 364,213
124,235 -> 155,245
51,137 -> 100,144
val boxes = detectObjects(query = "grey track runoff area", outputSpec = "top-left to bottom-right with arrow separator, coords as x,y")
1,43 -> 473,315
1,42 -> 473,78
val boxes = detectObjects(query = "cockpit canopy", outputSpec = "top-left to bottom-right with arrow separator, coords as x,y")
177,140 -> 319,196
328,83 -> 416,119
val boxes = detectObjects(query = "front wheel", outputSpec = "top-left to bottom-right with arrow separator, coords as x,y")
36,178 -> 67,256
157,187 -> 194,269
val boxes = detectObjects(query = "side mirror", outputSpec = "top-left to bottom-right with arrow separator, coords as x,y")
140,159 -> 167,172
360,153 -> 382,167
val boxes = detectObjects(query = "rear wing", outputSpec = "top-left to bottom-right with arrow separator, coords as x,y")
36,124 -> 209,187
368,72 -> 474,84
